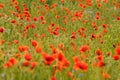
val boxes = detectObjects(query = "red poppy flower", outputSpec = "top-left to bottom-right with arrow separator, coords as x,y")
23,61 -> 30,67
0,3 -> 4,9
96,49 -> 103,55
15,53 -> 21,58
31,40 -> 38,48
33,17 -> 38,22
42,52 -> 55,65
39,16 -> 44,20
0,39 -> 5,45
4,62 -> 12,68
30,61 -> 38,69
113,54 -> 119,60
57,53 -> 65,61
96,55 -> 104,61
9,58 -> 17,65
0,27 -> 4,33
102,72 -> 111,79
117,17 -> 120,20
74,61 -> 88,71
18,46 -> 29,52
35,46 -> 42,53
11,20 -> 17,23
50,76 -> 56,80
13,40 -> 19,44
73,56 -> 79,62
79,45 -> 90,53
24,53 -> 32,61
115,46 -> 120,55
97,61 -> 105,67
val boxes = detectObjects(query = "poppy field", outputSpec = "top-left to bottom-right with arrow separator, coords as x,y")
0,0 -> 120,80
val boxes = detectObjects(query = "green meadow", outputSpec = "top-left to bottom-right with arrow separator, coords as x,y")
0,0 -> 120,80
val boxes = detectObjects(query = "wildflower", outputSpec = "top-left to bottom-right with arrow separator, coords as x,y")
31,40 -> 38,48
73,56 -> 79,62
102,24 -> 107,28
13,40 -> 19,44
15,53 -> 21,58
24,53 -> 32,61
50,76 -> 56,80
39,16 -> 44,20
102,72 -> 111,79
18,45 -> 29,52
61,0 -> 65,3
79,45 -> 90,53
74,61 -> 88,71
97,61 -> 105,67
58,58 -> 70,69
0,27 -> 4,33
117,17 -> 120,20
4,62 -> 12,68
53,31 -> 59,36
96,49 -> 103,55
9,58 -> 17,65
30,61 -> 38,69
23,61 -> 30,67
0,40 -> 5,45
42,52 -> 55,65
52,48 -> 59,54
71,35 -> 76,39
0,3 -> 4,9
67,71 -> 73,77
55,15 -> 60,19
58,43 -> 65,50
113,54 -> 119,60
33,17 -> 38,22
96,55 -> 104,61
97,3 -> 102,8
103,29 -> 108,33
107,52 -> 111,56
58,53 -> 65,61
96,15 -> 100,20
115,46 -> 120,55
35,46 -> 42,53
11,20 -> 17,24
30,24 -> 35,28
73,56 -> 88,71
41,20 -> 46,24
